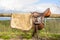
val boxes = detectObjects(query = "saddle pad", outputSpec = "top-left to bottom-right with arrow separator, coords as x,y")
11,13 -> 32,31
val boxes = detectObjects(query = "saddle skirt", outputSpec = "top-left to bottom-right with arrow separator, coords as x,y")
11,13 -> 32,31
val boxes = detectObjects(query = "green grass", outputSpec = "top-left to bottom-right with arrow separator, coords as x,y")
0,20 -> 33,39
0,20 -> 60,40
0,20 -> 20,39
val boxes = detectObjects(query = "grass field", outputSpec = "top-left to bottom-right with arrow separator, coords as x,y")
0,20 -> 34,39
0,19 -> 60,40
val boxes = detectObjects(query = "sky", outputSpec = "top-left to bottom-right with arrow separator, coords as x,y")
0,0 -> 60,14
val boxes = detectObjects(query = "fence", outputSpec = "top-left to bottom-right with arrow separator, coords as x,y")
0,13 -> 60,39
0,13 -> 60,33
44,18 -> 60,34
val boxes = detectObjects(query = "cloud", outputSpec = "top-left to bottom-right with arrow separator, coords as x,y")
18,3 -> 60,14
36,3 -> 60,14
0,0 -> 60,14
20,3 -> 60,14
0,0 -> 38,10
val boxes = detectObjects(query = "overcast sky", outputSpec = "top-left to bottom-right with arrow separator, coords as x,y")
0,0 -> 60,14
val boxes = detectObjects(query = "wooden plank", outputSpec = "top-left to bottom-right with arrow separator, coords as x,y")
0,13 -> 11,17
49,14 -> 60,18
0,13 -> 60,18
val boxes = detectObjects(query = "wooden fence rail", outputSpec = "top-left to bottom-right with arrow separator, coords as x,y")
0,13 -> 60,18
49,14 -> 60,18
0,14 -> 11,17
